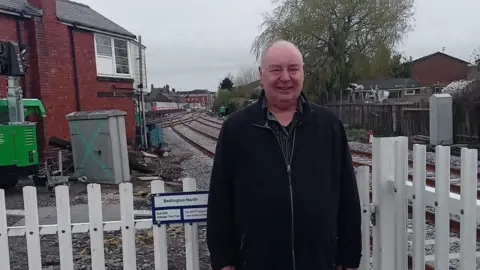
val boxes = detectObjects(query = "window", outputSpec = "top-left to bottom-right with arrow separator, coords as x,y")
404,89 -> 416,96
94,34 -> 131,77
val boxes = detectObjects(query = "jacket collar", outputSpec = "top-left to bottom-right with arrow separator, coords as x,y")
251,89 -> 312,126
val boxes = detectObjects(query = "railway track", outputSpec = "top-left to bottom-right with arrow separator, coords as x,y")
168,115 -> 480,269
199,116 -> 223,126
195,118 -> 221,130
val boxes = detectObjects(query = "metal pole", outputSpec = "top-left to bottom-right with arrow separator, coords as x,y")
7,76 -> 23,123
138,35 -> 148,149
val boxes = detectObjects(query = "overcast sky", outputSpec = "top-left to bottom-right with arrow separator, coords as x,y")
77,0 -> 480,93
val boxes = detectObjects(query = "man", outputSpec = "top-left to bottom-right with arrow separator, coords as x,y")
206,40 -> 362,270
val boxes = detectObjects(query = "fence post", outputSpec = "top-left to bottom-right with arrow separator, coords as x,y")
356,166 -> 371,270
0,189 -> 10,270
87,183 -> 106,270
372,137 -> 396,270
434,145 -> 450,270
460,148 -> 477,270
152,180 -> 168,270
412,144 -> 426,270
55,185 -> 74,270
394,137 -> 408,270
183,178 -> 200,270
23,186 -> 42,270
120,182 -> 137,270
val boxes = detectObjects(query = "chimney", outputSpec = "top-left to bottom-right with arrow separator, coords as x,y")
165,84 -> 170,92
172,88 -> 176,93
28,0 -> 56,15
151,84 -> 154,90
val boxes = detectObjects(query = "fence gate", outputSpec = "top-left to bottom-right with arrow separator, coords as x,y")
357,136 -> 478,270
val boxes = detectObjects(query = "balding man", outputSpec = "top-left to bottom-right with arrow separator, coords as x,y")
207,40 -> 362,270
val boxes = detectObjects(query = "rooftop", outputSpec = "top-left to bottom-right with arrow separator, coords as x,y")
0,0 -> 135,38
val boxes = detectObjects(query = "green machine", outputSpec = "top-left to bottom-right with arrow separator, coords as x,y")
0,41 -> 46,188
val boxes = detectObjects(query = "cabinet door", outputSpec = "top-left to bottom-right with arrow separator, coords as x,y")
0,128 -> 16,166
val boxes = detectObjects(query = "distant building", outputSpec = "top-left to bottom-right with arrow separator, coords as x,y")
347,78 -> 434,103
144,84 -> 188,111
410,52 -> 469,87
177,89 -> 216,109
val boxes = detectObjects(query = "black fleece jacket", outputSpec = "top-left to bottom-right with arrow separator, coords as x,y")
206,92 -> 362,270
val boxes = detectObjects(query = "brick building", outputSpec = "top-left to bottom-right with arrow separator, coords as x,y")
0,0 -> 146,156
177,89 -> 216,109
410,52 -> 469,87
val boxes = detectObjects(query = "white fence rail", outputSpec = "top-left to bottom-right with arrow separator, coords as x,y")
0,178 -> 202,270
357,136 -> 479,270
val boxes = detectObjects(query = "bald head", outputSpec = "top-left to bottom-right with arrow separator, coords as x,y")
258,40 -> 304,110
260,40 -> 303,69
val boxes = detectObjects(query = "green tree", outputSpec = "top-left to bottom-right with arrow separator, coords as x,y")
219,75 -> 234,90
388,54 -> 412,78
251,0 -> 415,103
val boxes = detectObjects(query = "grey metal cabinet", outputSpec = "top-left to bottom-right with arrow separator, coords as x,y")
65,109 -> 130,184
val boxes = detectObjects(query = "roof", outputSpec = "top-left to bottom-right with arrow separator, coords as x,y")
441,79 -> 475,94
177,89 -> 213,95
411,52 -> 470,65
0,0 -> 41,16
355,78 -> 421,90
0,0 -> 135,38
145,87 -> 186,103
56,0 -> 135,38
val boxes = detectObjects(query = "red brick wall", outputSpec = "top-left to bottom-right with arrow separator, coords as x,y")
1,0 -> 135,158
411,54 -> 469,86
72,30 -> 135,143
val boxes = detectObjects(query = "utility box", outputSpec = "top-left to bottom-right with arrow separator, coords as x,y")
429,94 -> 453,145
65,110 -> 130,184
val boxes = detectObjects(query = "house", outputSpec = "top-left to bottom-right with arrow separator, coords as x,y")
144,84 -> 188,111
410,52 -> 469,87
0,0 -> 147,156
347,78 -> 433,103
177,89 -> 216,109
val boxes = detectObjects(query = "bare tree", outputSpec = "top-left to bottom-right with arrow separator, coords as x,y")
234,67 -> 260,87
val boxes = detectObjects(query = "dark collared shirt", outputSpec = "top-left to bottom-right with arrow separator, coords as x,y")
261,96 -> 305,165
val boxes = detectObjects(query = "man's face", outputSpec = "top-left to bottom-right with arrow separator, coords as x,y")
259,45 -> 304,107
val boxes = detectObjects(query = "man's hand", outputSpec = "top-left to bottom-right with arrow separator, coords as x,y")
336,266 -> 357,270
221,266 -> 235,270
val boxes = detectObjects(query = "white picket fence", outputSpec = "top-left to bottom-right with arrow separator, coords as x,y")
2,136 -> 480,270
0,177 -> 203,270
357,136 -> 479,270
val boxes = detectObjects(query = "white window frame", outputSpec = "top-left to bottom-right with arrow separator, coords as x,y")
94,33 -> 132,78
404,89 -> 416,96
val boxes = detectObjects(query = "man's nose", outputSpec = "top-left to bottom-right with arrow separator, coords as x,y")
279,69 -> 290,81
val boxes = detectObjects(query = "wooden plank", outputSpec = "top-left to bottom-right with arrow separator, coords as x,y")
55,185 -> 74,270
23,186 -> 42,270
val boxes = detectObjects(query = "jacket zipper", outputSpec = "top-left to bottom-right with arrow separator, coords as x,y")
240,232 -> 246,268
253,122 -> 298,270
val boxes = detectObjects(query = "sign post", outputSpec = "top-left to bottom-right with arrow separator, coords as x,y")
151,191 -> 209,225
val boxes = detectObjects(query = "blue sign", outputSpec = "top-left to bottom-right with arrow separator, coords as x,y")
151,191 -> 209,224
